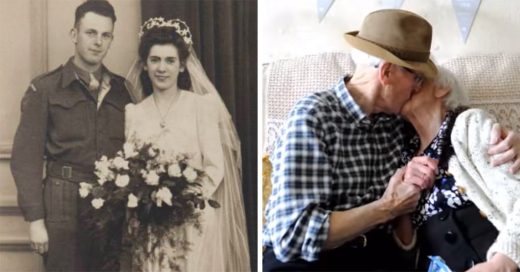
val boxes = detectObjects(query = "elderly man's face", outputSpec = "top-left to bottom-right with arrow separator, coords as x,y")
400,78 -> 437,117
381,65 -> 423,114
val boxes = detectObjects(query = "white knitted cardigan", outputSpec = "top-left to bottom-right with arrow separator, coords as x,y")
449,108 -> 520,267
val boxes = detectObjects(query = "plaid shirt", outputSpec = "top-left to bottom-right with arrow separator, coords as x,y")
263,77 -> 406,262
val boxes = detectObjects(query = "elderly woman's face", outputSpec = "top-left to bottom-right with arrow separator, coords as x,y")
400,78 -> 438,117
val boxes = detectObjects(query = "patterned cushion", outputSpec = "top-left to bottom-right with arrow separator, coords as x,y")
262,53 -> 520,212
263,52 -> 355,155
264,53 -> 520,155
442,54 -> 520,132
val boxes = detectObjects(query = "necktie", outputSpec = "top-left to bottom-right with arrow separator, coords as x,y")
89,73 -> 100,100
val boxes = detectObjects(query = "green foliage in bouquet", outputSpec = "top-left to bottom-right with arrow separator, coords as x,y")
80,139 -> 220,270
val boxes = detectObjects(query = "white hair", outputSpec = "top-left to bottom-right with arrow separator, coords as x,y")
434,66 -> 469,109
350,49 -> 382,68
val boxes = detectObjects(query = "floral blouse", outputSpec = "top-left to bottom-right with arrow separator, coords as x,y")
401,108 -> 472,226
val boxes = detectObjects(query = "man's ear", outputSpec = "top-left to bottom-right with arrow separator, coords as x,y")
70,28 -> 78,44
434,86 -> 450,98
378,61 -> 393,85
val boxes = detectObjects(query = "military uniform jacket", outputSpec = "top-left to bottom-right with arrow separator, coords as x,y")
10,58 -> 132,221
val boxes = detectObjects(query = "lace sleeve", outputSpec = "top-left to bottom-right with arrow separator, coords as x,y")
196,95 -> 225,197
449,108 -> 520,267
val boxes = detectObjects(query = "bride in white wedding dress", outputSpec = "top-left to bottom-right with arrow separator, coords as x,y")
124,18 -> 250,272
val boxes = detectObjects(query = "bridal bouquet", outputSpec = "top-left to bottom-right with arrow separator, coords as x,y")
80,138 -> 219,270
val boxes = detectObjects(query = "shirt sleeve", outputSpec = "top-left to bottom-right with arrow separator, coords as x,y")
264,102 -> 332,262
10,84 -> 48,222
449,108 -> 520,267
197,95 -> 224,197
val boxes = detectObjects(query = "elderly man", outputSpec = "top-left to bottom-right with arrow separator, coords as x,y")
263,9 -> 520,271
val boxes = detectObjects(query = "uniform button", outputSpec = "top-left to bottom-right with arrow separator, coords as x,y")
54,180 -> 61,185
444,231 -> 457,244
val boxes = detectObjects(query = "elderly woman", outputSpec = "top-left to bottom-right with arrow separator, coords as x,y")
395,66 -> 520,271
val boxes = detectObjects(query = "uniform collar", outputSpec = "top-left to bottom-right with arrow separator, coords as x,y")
61,57 -> 115,88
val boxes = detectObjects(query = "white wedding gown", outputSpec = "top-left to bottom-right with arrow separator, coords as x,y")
125,91 -> 225,271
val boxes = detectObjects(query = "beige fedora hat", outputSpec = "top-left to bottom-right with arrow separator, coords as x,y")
344,9 -> 437,78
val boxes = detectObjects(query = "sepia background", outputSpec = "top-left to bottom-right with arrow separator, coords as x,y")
0,0 -> 257,271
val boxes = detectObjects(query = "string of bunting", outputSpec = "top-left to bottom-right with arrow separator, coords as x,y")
316,0 -> 481,44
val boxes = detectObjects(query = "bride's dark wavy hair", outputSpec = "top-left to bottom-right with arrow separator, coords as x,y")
138,27 -> 191,97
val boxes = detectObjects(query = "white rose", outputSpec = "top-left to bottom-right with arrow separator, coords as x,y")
95,156 -> 108,167
115,174 -> 130,188
182,166 -> 197,182
97,176 -> 107,186
95,156 -> 112,180
168,164 -> 182,177
127,193 -> 139,208
113,157 -> 129,170
148,147 -> 157,158
91,198 -> 105,209
145,171 -> 160,186
123,142 -> 138,158
155,187 -> 173,207
78,182 -> 93,198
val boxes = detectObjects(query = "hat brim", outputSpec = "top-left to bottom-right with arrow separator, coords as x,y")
344,31 -> 437,78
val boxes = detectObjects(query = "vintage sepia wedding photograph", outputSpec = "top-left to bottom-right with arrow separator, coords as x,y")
0,0 -> 257,271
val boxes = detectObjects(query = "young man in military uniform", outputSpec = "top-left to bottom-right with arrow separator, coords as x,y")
10,1 -> 132,271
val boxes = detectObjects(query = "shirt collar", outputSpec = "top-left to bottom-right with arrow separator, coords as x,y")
334,76 -> 367,122
61,57 -> 111,88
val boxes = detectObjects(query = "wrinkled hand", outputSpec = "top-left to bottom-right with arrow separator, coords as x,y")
403,156 -> 438,190
466,253 -> 518,272
29,219 -> 48,254
381,168 -> 421,218
488,123 -> 520,174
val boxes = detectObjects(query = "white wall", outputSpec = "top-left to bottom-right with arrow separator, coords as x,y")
259,0 -> 520,63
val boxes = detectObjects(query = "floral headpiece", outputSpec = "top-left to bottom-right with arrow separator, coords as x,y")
138,17 -> 193,46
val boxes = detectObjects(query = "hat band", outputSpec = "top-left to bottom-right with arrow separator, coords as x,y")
357,36 -> 430,62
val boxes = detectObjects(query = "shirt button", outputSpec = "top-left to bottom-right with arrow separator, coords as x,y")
444,231 -> 457,244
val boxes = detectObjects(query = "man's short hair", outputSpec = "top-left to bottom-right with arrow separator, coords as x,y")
74,0 -> 116,27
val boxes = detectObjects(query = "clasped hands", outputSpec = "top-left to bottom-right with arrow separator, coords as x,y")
384,123 -> 520,272
385,123 -> 520,216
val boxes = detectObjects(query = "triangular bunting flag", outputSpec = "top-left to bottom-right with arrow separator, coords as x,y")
377,0 -> 404,9
317,0 -> 335,22
452,0 -> 481,43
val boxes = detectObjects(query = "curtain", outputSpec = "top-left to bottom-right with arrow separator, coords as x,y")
141,1 -> 257,270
